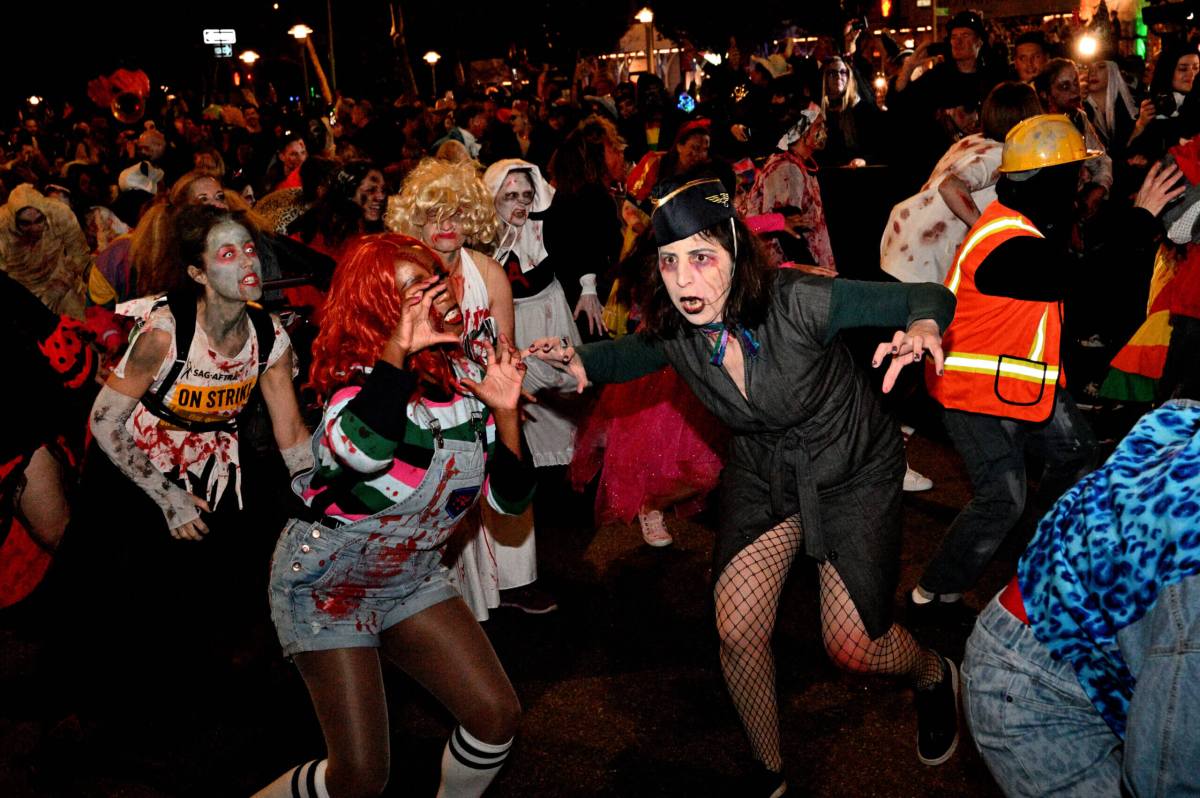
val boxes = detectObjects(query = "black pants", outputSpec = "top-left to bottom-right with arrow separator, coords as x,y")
1160,315 -> 1200,402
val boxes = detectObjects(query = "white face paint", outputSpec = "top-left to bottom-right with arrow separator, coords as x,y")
657,232 -> 734,326
198,221 -> 262,302
495,171 -> 535,227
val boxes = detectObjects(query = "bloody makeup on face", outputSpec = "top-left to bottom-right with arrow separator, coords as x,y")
420,208 -> 466,254
495,171 -> 535,226
657,232 -> 734,326
199,220 -> 262,302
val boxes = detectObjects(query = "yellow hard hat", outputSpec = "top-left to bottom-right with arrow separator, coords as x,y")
998,114 -> 1104,173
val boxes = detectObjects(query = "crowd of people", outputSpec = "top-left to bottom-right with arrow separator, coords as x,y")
4,7 -> 1200,797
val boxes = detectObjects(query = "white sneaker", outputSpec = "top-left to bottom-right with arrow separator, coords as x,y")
903,465 -> 933,492
638,509 -> 673,547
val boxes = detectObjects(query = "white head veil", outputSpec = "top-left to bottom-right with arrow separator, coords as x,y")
481,159 -> 554,274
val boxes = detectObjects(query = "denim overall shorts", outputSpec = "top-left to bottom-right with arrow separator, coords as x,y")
269,405 -> 488,656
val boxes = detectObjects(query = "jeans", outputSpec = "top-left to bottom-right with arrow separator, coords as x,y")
963,577 -> 1200,797
920,391 -> 1097,596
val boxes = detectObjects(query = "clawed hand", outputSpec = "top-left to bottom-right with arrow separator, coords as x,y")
527,336 -> 589,394
872,319 -> 945,394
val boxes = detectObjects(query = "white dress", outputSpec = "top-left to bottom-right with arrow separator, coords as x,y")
444,248 -> 537,620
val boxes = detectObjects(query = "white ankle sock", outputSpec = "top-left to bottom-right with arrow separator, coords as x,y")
436,725 -> 513,798
252,759 -> 329,798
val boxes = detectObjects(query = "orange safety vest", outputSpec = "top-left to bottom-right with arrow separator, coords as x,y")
926,202 -> 1064,423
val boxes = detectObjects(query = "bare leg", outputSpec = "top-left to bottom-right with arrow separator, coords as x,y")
380,596 -> 520,743
292,647 -> 391,798
713,517 -> 803,771
17,446 -> 70,551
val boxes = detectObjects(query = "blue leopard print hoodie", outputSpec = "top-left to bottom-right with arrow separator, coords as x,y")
1020,399 -> 1200,737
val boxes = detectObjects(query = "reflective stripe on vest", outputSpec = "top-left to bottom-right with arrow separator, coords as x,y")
928,204 -> 1062,422
946,216 -> 1044,296
942,352 -> 1060,383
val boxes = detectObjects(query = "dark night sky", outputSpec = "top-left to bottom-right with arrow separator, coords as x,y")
9,0 -> 843,111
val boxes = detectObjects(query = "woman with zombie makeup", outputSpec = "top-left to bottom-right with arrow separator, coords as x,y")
254,234 -> 532,798
529,175 -> 959,795
741,108 -> 837,274
388,158 -> 511,365
481,159 -> 581,466
74,205 -> 310,718
386,157 -> 555,617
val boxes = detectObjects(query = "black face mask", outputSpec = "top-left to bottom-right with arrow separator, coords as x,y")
996,162 -> 1082,240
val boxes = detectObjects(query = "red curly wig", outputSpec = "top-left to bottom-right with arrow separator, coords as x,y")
308,233 -> 461,401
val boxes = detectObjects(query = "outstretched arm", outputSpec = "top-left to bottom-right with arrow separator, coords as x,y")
91,329 -> 211,540
526,332 -> 669,392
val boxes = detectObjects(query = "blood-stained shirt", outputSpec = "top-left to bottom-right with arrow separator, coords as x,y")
113,297 -> 292,508
880,134 -> 1002,284
741,151 -> 835,271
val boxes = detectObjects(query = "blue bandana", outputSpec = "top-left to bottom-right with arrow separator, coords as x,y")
700,322 -> 761,366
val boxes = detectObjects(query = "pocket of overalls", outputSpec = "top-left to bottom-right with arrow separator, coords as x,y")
285,522 -> 353,593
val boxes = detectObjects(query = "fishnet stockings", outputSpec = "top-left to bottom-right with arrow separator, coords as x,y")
817,561 -> 944,690
714,515 -> 944,770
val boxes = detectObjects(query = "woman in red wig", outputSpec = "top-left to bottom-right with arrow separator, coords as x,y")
256,234 -> 534,798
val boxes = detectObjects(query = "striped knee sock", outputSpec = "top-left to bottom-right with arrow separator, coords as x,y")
436,725 -> 513,798
251,759 -> 329,798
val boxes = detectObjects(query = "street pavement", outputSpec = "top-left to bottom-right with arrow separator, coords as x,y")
4,417 -> 1106,796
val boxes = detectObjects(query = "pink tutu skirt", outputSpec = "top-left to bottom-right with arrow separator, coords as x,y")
570,367 -> 728,524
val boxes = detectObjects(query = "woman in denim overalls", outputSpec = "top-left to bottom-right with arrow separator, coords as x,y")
256,235 -> 534,798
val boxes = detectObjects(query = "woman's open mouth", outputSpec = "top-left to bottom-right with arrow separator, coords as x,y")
679,296 -> 705,314
241,274 -> 260,288
442,307 -> 463,325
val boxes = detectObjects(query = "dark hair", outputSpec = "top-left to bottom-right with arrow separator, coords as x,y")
277,130 -> 305,153
657,123 -> 711,181
982,81 -> 1042,141
639,218 -> 774,339
1150,42 -> 1196,96
171,205 -> 259,296
295,159 -> 381,247
1033,58 -> 1077,100
459,103 -> 486,124
299,155 -> 340,201
1013,31 -> 1049,53
549,116 -> 618,195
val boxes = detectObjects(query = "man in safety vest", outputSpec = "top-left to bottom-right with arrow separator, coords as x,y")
910,114 -> 1185,621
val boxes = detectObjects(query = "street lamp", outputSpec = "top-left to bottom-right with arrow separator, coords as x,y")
1076,32 -> 1099,59
289,24 -> 314,102
424,51 -> 441,100
239,50 -> 260,66
635,7 -> 655,76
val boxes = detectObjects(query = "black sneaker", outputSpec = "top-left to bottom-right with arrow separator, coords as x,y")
905,591 -> 978,633
915,654 -> 960,766
739,761 -> 787,797
498,584 -> 559,615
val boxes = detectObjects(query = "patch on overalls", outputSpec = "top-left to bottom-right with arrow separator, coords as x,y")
445,486 -> 479,519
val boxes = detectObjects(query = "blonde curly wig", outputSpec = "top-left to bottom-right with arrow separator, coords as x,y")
385,157 -> 498,245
